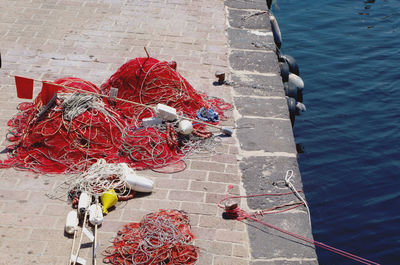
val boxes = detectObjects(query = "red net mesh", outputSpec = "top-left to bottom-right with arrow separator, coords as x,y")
101,57 -> 230,122
103,209 -> 198,265
0,58 -> 231,173
2,78 -> 124,173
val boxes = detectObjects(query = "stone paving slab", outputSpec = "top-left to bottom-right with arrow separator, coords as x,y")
236,118 -> 296,153
252,260 -> 318,265
225,0 -> 318,264
234,97 -> 288,119
227,8 -> 271,30
225,0 -> 268,10
227,28 -> 274,51
239,156 -> 304,209
0,1 -> 250,265
232,74 -> 285,97
247,212 -> 316,259
230,50 -> 279,73
0,0 -> 318,264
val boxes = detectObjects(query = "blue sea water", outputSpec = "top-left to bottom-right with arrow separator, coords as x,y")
273,1 -> 400,264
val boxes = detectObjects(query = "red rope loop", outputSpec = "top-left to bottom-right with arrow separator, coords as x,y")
219,185 -> 380,265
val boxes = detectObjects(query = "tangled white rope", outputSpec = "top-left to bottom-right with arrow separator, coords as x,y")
58,92 -> 125,131
48,159 -> 135,199
59,93 -> 105,121
284,170 -> 312,227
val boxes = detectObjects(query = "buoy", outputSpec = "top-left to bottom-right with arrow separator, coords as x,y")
100,189 -> 118,215
284,82 -> 299,100
270,15 -> 282,49
65,210 -> 79,234
178,120 -> 193,135
280,62 -> 289,82
267,0 -> 272,9
119,163 -> 154,193
125,174 -> 154,193
288,73 -> 304,90
78,192 -> 91,215
287,97 -> 297,125
287,97 -> 306,126
281,54 -> 299,76
142,117 -> 162,127
221,127 -> 233,136
88,204 -> 103,226
296,102 -> 307,112
287,97 -> 297,115
155,103 -> 177,121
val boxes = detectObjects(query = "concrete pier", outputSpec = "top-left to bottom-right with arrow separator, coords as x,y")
226,1 -> 318,264
0,0 -> 317,264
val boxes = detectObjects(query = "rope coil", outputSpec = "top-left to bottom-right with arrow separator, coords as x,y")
48,159 -> 133,200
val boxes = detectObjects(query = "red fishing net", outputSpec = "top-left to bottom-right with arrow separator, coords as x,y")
2,77 -> 125,173
0,57 -> 231,173
101,57 -> 230,122
103,209 -> 198,265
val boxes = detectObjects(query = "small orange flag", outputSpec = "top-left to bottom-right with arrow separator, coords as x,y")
15,76 -> 34,99
41,82 -> 59,105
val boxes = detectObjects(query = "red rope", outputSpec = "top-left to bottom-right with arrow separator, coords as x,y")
219,185 -> 380,265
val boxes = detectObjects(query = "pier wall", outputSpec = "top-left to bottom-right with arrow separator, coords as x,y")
225,1 -> 319,264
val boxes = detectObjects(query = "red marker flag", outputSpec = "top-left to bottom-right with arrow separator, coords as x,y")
41,82 -> 59,105
15,76 -> 34,99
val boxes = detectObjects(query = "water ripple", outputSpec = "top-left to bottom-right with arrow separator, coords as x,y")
276,1 -> 400,264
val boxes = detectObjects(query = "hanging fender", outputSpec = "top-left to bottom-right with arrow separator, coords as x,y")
287,97 -> 296,125
287,97 -> 306,116
280,54 -> 299,76
270,15 -> 282,49
284,82 -> 303,102
287,97 -> 297,115
267,0 -> 272,9
280,62 -> 289,82
287,97 -> 306,126
288,73 -> 304,90
284,82 -> 299,101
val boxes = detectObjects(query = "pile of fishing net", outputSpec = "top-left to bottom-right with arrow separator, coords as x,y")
101,57 -> 230,122
103,209 -> 198,265
0,57 -> 231,173
2,78 -> 124,173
